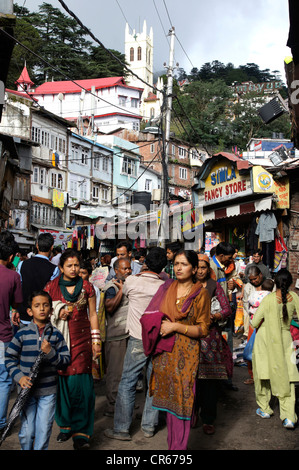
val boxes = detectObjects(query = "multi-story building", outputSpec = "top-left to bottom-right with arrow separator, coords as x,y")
31,77 -> 143,135
67,132 -> 113,223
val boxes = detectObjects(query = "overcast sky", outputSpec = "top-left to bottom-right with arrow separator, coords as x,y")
23,0 -> 291,83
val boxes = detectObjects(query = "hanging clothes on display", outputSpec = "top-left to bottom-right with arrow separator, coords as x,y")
273,232 -> 288,272
255,211 -> 277,270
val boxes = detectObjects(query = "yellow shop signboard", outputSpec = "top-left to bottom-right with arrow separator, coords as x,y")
252,166 -> 289,208
204,158 -> 251,203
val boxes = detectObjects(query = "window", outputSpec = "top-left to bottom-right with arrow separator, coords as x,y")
179,147 -> 187,159
94,153 -> 100,170
150,143 -> 155,154
81,147 -> 89,165
102,187 -> 108,202
132,121 -> 139,131
150,107 -> 155,118
79,181 -> 87,200
122,157 -> 136,176
33,167 -> 38,183
131,98 -> 138,108
179,167 -> 187,180
145,179 -> 152,191
137,46 -> 142,61
102,157 -> 109,172
51,172 -> 63,189
92,186 -> 99,201
71,144 -> 79,161
40,169 -> 45,185
118,95 -> 127,106
59,137 -> 66,154
130,47 -> 134,61
70,180 -> 77,198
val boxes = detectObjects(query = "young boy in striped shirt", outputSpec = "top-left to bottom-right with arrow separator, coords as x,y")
5,291 -> 70,450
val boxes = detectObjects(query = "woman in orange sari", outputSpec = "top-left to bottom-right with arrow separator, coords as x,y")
141,250 -> 210,450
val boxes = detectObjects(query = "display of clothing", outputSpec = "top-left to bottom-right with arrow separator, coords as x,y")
255,212 -> 277,243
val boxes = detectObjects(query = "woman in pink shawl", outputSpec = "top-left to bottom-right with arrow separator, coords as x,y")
141,249 -> 210,450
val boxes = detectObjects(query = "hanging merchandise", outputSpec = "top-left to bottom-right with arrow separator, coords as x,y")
273,232 -> 288,272
234,300 -> 244,334
256,212 -> 277,269
255,211 -> 277,243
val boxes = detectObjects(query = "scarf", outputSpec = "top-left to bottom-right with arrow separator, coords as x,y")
144,278 -> 203,322
58,275 -> 83,303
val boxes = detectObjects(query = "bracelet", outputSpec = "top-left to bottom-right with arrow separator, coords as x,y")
184,326 -> 188,335
92,341 -> 101,345
91,329 -> 100,333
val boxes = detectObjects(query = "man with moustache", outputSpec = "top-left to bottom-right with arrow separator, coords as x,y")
102,258 -> 132,417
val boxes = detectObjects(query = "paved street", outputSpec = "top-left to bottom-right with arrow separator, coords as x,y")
1,349 -> 299,454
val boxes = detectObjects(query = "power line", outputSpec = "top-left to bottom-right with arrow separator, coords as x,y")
57,0 -> 164,96
0,28 -> 146,120
161,0 -> 194,69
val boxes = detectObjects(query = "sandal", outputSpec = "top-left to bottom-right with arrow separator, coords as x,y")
203,424 -> 215,435
244,378 -> 254,385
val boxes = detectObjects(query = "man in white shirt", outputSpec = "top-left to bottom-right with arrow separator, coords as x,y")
104,247 -> 167,441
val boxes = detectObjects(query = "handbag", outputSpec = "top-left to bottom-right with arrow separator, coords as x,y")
243,329 -> 256,362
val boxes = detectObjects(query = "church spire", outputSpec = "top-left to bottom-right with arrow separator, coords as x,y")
15,64 -> 34,93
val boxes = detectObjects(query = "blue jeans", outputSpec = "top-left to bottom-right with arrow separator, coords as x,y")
0,341 -> 13,430
113,336 -> 159,434
19,393 -> 56,450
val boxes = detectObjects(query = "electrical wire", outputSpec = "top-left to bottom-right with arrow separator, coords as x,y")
57,0 -> 164,97
0,28 -> 146,120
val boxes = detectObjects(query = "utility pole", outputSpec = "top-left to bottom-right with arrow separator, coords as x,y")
158,26 -> 175,248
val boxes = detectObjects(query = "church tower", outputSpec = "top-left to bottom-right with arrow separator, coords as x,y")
15,64 -> 34,93
125,20 -> 155,120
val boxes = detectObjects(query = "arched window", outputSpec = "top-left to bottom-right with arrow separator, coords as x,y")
130,47 -> 134,62
137,46 -> 142,61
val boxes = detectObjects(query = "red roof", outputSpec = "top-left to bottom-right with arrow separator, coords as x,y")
15,66 -> 34,85
6,89 -> 34,100
213,152 -> 250,170
32,77 -> 143,95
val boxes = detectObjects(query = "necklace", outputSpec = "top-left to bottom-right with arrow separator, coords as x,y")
176,284 -> 193,304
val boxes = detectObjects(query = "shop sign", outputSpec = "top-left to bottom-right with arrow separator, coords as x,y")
273,177 -> 289,209
252,166 -> 289,208
204,160 -> 250,203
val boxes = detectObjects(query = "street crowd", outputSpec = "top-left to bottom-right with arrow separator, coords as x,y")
1,230 -> 299,451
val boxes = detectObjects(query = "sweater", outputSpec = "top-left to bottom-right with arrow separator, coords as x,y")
5,321 -> 70,396
19,256 -> 56,322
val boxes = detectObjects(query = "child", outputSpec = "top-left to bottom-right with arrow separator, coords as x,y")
248,278 -> 274,322
244,279 -> 274,385
5,291 -> 70,450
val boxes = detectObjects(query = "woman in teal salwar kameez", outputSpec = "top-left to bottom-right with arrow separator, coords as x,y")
45,249 -> 101,449
252,269 -> 299,429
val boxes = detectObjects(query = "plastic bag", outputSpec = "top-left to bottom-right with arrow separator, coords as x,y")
243,329 -> 256,362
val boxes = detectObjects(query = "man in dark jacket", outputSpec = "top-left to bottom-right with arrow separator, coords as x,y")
18,233 -> 60,325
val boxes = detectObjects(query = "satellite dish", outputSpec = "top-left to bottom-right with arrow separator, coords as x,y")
58,93 -> 64,101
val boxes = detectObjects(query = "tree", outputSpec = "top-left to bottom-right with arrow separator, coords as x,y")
6,5 -> 41,89
7,2 -> 128,87
174,79 -> 234,149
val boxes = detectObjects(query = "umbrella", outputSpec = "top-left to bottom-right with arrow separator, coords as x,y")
0,325 -> 53,446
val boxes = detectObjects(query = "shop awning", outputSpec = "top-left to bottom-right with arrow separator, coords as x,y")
203,195 -> 273,221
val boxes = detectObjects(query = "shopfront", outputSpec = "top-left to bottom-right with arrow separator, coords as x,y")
193,153 -> 289,272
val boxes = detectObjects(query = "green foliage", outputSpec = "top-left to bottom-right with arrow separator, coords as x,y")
7,2 -> 127,86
